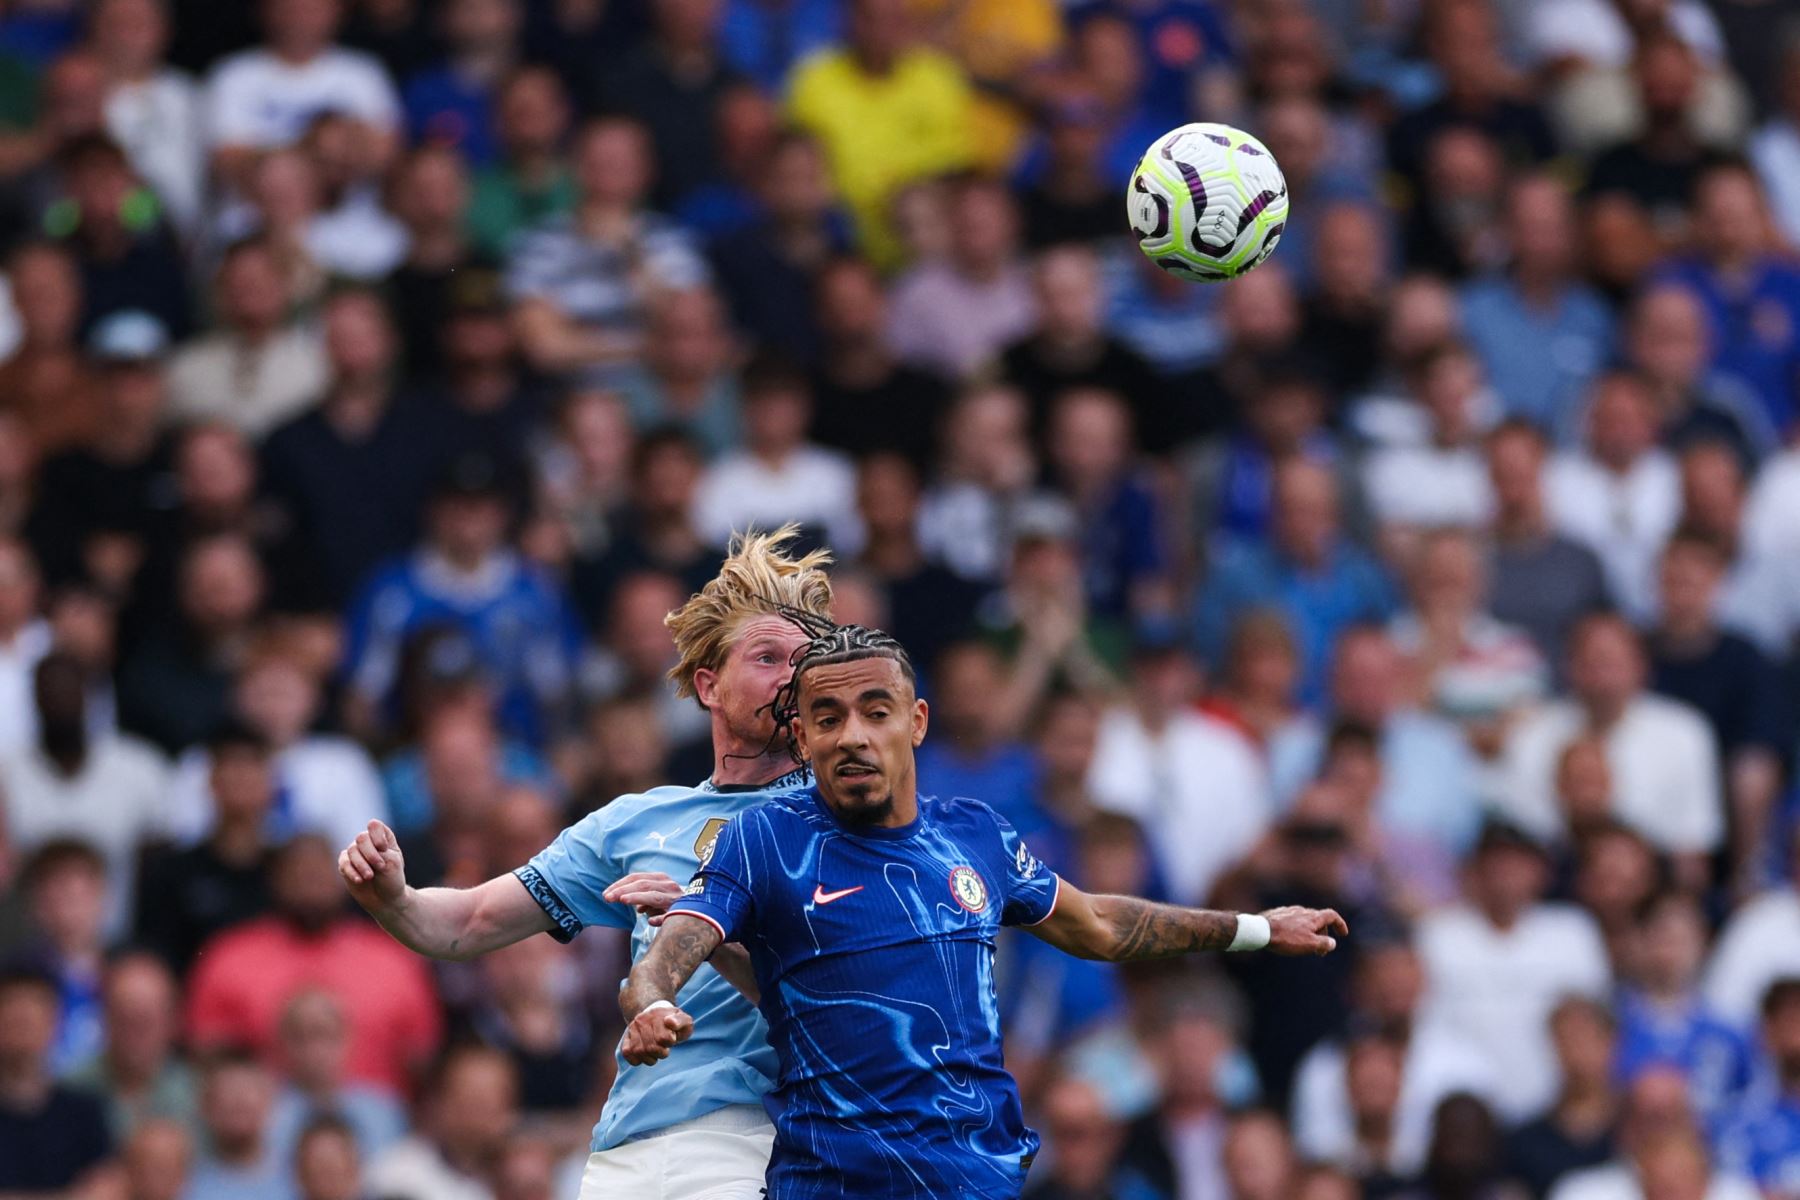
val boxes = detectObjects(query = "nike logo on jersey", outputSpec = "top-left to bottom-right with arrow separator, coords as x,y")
811,884 -> 864,905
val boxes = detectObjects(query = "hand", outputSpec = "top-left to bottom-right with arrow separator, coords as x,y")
603,872 -> 686,926
1263,906 -> 1349,956
338,819 -> 408,911
620,1005 -> 694,1066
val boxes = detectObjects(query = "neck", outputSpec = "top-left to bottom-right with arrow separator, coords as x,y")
408,226 -> 465,269
860,531 -> 922,577
0,1065 -> 49,1108
107,1051 -> 158,1091
210,818 -> 267,865
1585,696 -> 1630,729
1494,505 -> 1545,542
709,727 -> 797,789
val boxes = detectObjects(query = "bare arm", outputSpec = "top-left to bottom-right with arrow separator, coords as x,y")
1028,880 -> 1347,962
338,820 -> 553,961
514,299 -> 643,374
602,872 -> 762,1004
618,913 -> 723,1066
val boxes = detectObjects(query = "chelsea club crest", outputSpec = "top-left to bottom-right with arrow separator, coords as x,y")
949,867 -> 988,913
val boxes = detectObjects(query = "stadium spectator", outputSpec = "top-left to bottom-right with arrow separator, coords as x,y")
1549,1066 -> 1758,1200
1625,283 -> 1776,468
1017,90 -> 1123,249
1044,387 -> 1168,619
579,569 -> 710,754
92,0 -> 203,234
1647,531 -> 1789,882
786,0 -> 972,263
708,130 -> 848,363
1483,421 -> 1613,664
1673,441 -> 1800,658
0,964 -> 119,1196
185,835 -> 443,1094
1402,127 -> 1509,279
467,934 -> 598,1115
1299,201 -> 1390,400
115,532 -> 266,752
401,0 -> 522,167
124,1118 -> 192,1200
364,1044 -> 517,1200
671,82 -> 781,238
887,174 -> 1035,380
1705,829 -> 1800,1030
69,953 -> 195,1141
1749,36 -> 1800,247
1500,613 -> 1722,877
1416,820 -> 1611,1118
1546,372 -> 1683,619
268,989 -> 407,1164
0,534 -> 47,757
20,839 -> 109,1072
506,116 -> 708,387
1117,993 -> 1248,1200
614,286 -> 742,456
692,355 -> 858,552
385,146 -> 483,382
1653,162 -> 1800,434
293,1116 -> 363,1200
203,0 -> 401,192
807,254 -> 951,469
1293,933 -> 1500,1178
1028,1073 -> 1158,1200
1,651 -> 168,930
52,134 -> 191,341
914,639 -> 1047,837
1361,341 -> 1497,548
466,65 -> 574,259
850,453 -> 981,673
0,242 -> 98,458
1460,175 -> 1614,439
1086,635 -> 1270,908
166,238 -> 328,439
1504,996 -> 1621,1200
186,1048 -> 291,1200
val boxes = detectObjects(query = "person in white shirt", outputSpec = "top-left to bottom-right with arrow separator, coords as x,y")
203,0 -> 401,192
1749,41 -> 1800,251
1674,441 -> 1800,659
0,652 -> 170,935
1086,636 -> 1271,907
166,651 -> 386,851
1416,821 -> 1611,1119
1547,373 -> 1682,621
1744,441 -> 1800,562
1550,1067 -> 1759,1200
1292,933 -> 1500,1176
92,0 -> 204,234
0,536 -> 51,759
1499,612 -> 1722,881
692,357 -> 858,555
168,237 -> 328,438
1361,342 -> 1496,545
1704,830 -> 1800,1030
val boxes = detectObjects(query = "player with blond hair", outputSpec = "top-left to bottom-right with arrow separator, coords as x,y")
338,526 -> 831,1199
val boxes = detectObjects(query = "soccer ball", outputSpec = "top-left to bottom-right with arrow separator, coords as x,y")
1126,122 -> 1289,283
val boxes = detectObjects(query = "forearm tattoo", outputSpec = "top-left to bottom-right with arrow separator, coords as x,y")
1096,895 -> 1238,961
620,915 -> 722,1019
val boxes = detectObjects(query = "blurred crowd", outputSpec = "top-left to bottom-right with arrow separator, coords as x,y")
0,0 -> 1798,1198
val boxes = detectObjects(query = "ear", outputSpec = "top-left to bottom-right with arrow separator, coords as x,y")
693,666 -> 718,712
911,698 -> 929,748
792,713 -> 812,762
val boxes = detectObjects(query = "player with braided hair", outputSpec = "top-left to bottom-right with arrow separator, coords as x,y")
620,620 -> 1350,1200
337,525 -> 833,1200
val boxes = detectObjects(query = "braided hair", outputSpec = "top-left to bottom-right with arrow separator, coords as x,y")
768,616 -> 916,762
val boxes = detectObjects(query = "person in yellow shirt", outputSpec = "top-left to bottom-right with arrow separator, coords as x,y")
787,0 -> 975,267
911,0 -> 1065,172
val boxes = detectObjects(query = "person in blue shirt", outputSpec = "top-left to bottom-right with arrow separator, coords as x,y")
1653,164 -> 1800,436
1615,890 -> 1754,1122
623,623 -> 1347,1200
338,527 -> 835,1200
1718,978 -> 1800,1195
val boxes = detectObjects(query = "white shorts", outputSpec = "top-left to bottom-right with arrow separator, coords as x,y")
577,1105 -> 774,1200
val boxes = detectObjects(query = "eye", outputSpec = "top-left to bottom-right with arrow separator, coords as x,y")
867,709 -> 889,721
817,715 -> 839,729
756,653 -> 778,665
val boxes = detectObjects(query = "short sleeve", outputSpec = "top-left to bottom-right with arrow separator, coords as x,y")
514,810 -> 636,943
992,810 -> 1060,928
668,813 -> 757,943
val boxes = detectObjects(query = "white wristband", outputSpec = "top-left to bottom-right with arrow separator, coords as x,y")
1227,913 -> 1271,952
641,999 -> 676,1016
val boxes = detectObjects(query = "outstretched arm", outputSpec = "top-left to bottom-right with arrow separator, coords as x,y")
618,913 -> 725,1065
603,872 -> 761,1004
1028,880 -> 1347,961
339,820 -> 553,961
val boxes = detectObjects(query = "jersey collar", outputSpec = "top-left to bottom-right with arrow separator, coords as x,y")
700,764 -> 813,794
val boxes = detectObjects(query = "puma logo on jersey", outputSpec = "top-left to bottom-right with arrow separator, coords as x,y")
811,884 -> 864,905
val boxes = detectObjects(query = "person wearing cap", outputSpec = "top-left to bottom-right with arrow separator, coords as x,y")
28,306 -> 173,591
341,451 -> 582,748
1415,819 -> 1611,1120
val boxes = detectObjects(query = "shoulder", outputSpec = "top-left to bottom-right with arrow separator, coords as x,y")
206,50 -> 272,88
318,48 -> 397,88
922,793 -> 1012,837
1630,694 -> 1714,740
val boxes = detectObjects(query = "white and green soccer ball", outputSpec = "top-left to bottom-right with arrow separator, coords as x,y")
1126,122 -> 1289,283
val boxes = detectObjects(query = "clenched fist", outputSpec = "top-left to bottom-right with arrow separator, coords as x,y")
620,1004 -> 695,1067
339,819 -> 408,912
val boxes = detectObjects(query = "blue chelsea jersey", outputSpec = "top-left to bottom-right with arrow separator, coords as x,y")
669,787 -> 1063,1200
514,766 -> 811,1150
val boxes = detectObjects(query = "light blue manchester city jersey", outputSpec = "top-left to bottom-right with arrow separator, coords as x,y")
515,766 -> 811,1150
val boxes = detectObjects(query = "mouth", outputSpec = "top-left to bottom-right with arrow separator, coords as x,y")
835,761 -> 878,780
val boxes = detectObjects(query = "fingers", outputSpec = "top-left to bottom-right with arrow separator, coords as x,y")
603,871 -> 679,900
1322,909 -> 1350,938
367,820 -> 393,852
620,1010 -> 691,1066
341,840 -> 378,883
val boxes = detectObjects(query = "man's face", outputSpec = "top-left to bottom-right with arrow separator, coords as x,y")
696,615 -> 811,748
434,1054 -> 518,1157
1569,620 -> 1645,712
794,656 -> 927,825
429,494 -> 509,563
0,984 -> 58,1067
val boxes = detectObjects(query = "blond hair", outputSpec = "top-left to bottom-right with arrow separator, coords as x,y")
664,525 -> 833,701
